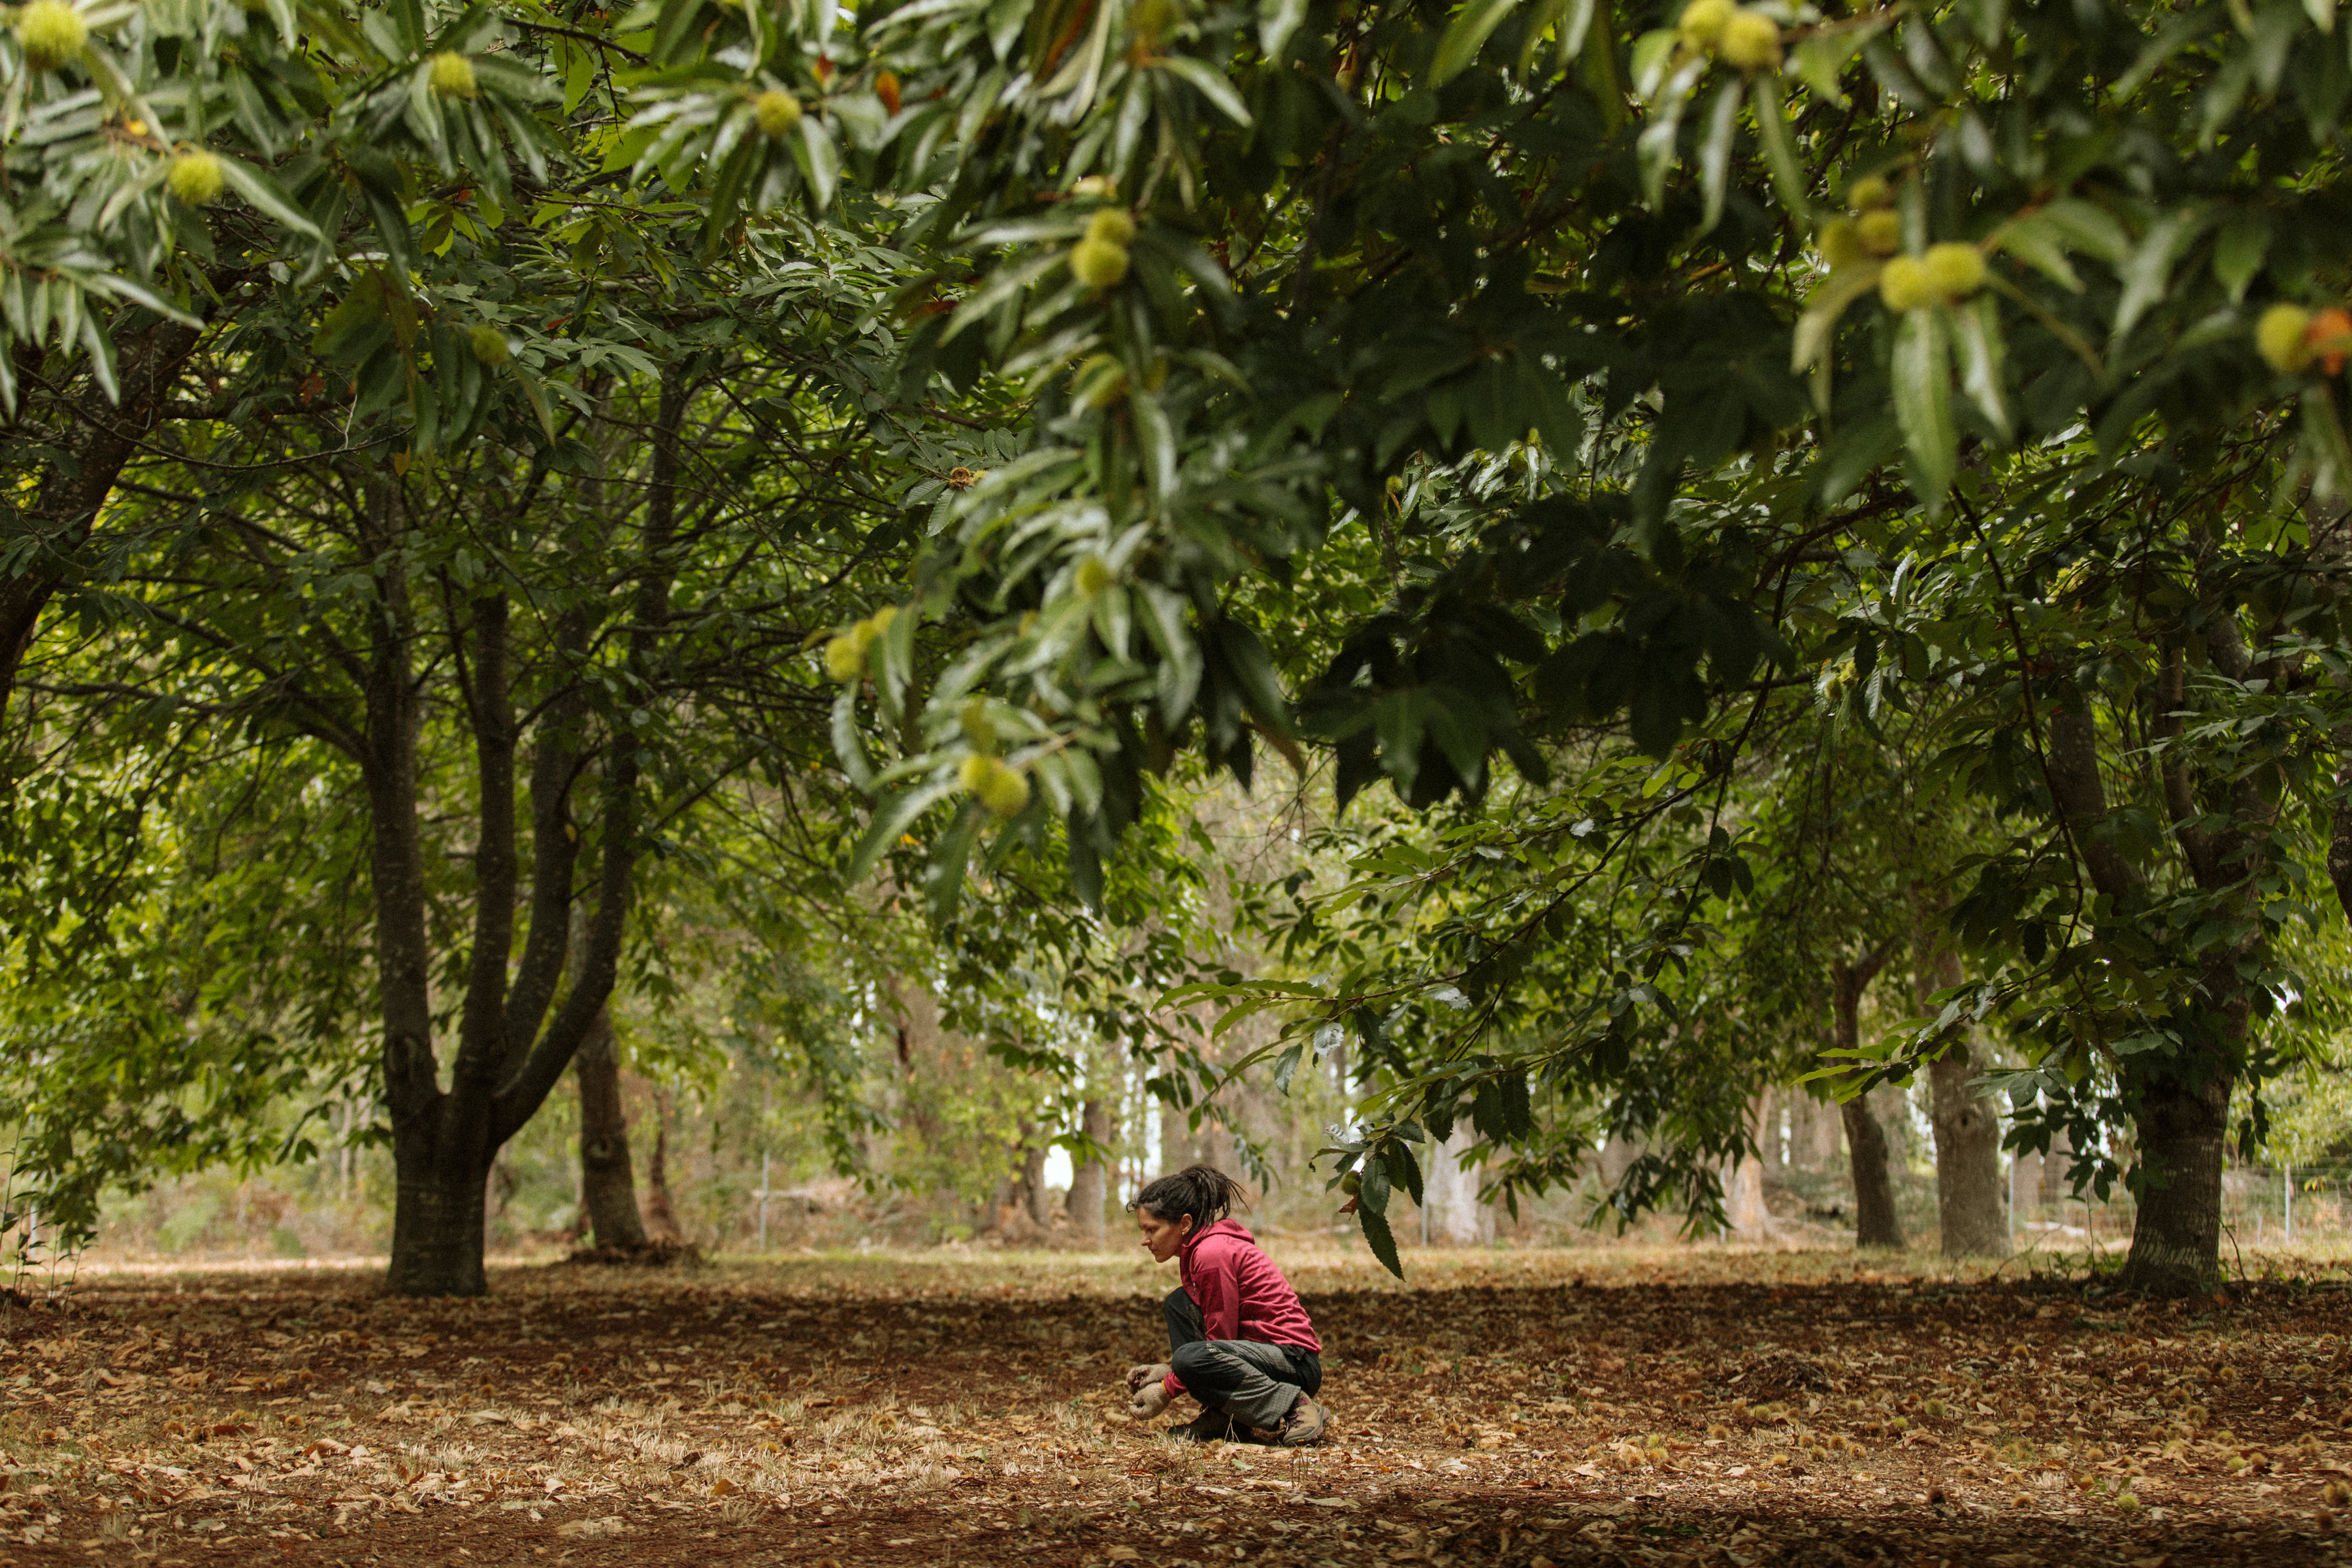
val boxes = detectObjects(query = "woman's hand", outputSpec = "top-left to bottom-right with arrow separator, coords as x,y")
1128,1380 -> 1174,1421
1126,1361 -> 1169,1394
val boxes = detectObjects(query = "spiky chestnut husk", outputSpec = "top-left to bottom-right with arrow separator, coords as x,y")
1845,174 -> 1891,212
429,51 -> 477,98
2258,304 -> 2316,374
1920,242 -> 1987,301
1070,235 -> 1130,288
166,150 -> 225,207
1071,353 -> 1128,410
1878,256 -> 1936,313
1085,208 -> 1137,246
753,90 -> 801,137
958,754 -> 1030,818
1676,0 -> 1733,50
1817,218 -> 1867,271
1718,9 -> 1781,71
16,0 -> 85,70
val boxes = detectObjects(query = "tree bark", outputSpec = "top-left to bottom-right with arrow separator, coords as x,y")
1068,1097 -> 1111,1245
1910,885 -> 2008,1258
2050,653 -> 2255,1296
642,1087 -> 683,1243
1022,1130 -> 1052,1230
1833,949 -> 1904,1249
570,910 -> 645,1250
0,320 -> 204,728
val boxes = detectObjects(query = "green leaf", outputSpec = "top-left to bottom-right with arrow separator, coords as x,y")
2213,209 -> 2272,303
1157,56 -> 1252,125
1358,1150 -> 1391,1216
1791,264 -> 1883,372
1384,1139 -> 1425,1207
845,777 -> 958,883
1994,214 -> 2084,292
1891,306 -> 1956,514
1358,1201 -> 1405,1279
1271,1041 -> 1305,1092
1697,77 -> 1741,235
1431,0 -> 1522,86
1259,0 -> 1309,59
1953,294 -> 2012,442
1635,57 -> 1705,208
2112,208 -> 2202,345
1750,74 -> 1808,219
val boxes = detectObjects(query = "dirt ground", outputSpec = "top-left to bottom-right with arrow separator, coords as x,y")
3,1244 -> 2350,1567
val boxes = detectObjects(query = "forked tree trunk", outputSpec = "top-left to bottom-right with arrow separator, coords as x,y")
2046,642 -> 2268,1296
370,368 -> 685,1295
1911,887 -> 2008,1258
1832,950 -> 1904,1250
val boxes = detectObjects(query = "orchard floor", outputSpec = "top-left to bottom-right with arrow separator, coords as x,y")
6,1244 -> 2352,1567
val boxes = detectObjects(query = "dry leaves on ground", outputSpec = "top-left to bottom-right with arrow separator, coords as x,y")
0,1247 -> 2348,1566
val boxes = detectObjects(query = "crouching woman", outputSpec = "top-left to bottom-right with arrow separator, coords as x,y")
1124,1165 -> 1330,1446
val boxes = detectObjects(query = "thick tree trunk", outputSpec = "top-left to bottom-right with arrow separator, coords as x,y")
1068,1097 -> 1111,1245
386,1135 -> 493,1297
1911,887 -> 2008,1257
1833,951 -> 1904,1249
2117,1011 -> 2235,1295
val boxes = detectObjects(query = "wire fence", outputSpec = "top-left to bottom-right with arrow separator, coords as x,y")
2006,1160 -> 2352,1253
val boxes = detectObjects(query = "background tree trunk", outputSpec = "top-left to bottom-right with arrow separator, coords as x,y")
1022,1135 -> 1052,1229
1911,887 -> 2008,1257
568,906 -> 645,1251
574,1022 -> 646,1251
1068,1097 -> 1111,1245
642,1088 -> 683,1243
1833,951 -> 1904,1250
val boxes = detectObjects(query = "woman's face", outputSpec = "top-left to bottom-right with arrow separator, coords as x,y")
1137,1207 -> 1193,1263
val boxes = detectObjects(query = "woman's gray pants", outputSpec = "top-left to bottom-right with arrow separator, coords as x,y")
1163,1288 -> 1321,1431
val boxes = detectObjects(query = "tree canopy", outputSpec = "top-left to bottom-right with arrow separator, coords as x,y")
9,0 -> 2352,1295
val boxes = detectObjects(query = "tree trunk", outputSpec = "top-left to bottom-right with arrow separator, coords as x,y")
1832,951 -> 1904,1250
642,1088 -> 683,1243
1068,1097 -> 1111,1245
2051,647 -> 2261,1296
371,368 -> 685,1296
1911,887 -> 2008,1258
2118,1068 -> 2230,1295
1022,1134 -> 1052,1230
386,1149 -> 493,1298
574,1007 -> 645,1250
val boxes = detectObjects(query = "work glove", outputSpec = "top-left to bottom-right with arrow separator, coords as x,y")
1126,1361 -> 1170,1394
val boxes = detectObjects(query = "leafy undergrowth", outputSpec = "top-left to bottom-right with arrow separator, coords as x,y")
3,1245 -> 2351,1566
